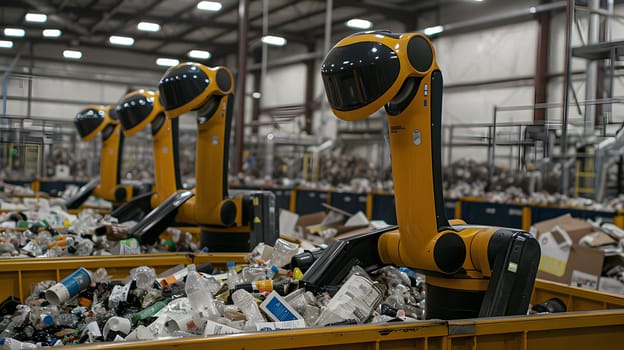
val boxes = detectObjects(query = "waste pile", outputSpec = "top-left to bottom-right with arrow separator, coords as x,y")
0,239 -> 428,347
443,159 -> 624,211
0,209 -> 198,258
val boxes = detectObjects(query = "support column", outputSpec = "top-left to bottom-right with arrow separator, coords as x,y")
584,0 -> 600,136
534,12 -> 550,122
233,0 -> 250,174
304,43 -> 315,135
561,0 -> 574,196
251,69 -> 261,135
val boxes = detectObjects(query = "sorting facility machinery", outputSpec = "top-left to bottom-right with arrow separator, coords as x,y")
126,63 -> 278,250
66,105 -> 148,212
303,31 -> 541,320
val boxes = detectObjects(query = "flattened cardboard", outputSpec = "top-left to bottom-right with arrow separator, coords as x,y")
537,243 -> 604,288
533,214 -> 594,243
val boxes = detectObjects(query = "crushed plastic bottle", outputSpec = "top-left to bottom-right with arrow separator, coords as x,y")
0,305 -> 30,338
226,261 -> 241,289
269,239 -> 299,267
0,337 -> 37,349
130,266 -> 157,290
315,274 -> 382,326
241,266 -> 267,283
185,264 -> 221,330
230,289 -> 266,329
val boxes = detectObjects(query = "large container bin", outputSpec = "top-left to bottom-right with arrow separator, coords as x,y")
69,309 -> 624,350
294,189 -> 329,215
0,253 -> 243,302
329,191 -> 368,215
1,253 -> 623,350
531,206 -> 616,224
460,200 -> 524,229
371,193 -> 397,225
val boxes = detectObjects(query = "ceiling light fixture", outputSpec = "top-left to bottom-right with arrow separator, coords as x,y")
109,35 -> 135,46
137,21 -> 161,32
25,13 -> 47,23
261,35 -> 287,46
423,25 -> 444,36
197,1 -> 222,11
156,57 -> 180,67
188,49 -> 211,59
42,29 -> 62,37
346,18 -> 372,29
0,40 -> 14,49
4,28 -> 26,37
63,49 -> 82,59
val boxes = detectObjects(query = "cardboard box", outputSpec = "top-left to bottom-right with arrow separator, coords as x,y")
533,214 -> 594,242
533,214 -> 615,290
598,277 -> 624,295
279,208 -> 377,244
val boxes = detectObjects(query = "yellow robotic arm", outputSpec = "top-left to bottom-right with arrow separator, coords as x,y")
128,62 -> 280,248
158,62 -> 243,227
66,105 -> 133,209
304,31 -> 540,319
116,90 -> 181,209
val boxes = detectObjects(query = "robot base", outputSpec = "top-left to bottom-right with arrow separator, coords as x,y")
425,283 -> 485,320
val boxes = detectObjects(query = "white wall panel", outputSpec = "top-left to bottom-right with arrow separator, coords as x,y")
32,77 -> 127,103
261,64 -> 306,107
443,86 -> 535,125
433,21 -> 538,85
549,12 -> 589,74
443,85 -> 534,164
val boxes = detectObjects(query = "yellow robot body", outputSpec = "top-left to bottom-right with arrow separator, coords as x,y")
117,90 -> 181,208
159,63 -> 241,227
320,31 -> 540,319
74,105 -> 132,204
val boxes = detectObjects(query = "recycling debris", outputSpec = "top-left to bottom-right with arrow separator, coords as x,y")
0,208 -> 198,258
0,240 -> 429,347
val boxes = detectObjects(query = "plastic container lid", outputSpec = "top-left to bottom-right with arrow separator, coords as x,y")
227,261 -> 235,267
41,315 -> 53,327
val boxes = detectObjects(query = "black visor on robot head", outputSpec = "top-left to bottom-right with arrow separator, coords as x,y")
74,107 -> 105,139
117,93 -> 154,131
321,41 -> 399,111
158,64 -> 210,111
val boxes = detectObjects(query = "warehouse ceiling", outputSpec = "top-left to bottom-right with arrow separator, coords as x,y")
0,0 -> 528,70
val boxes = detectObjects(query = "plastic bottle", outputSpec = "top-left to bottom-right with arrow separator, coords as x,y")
55,313 -> 79,328
158,266 -> 188,287
231,289 -> 265,326
234,280 -> 274,294
131,300 -> 168,326
226,261 -> 241,289
0,317 -> 11,333
130,266 -> 157,290
266,265 -> 280,279
0,306 -> 29,338
185,264 -> 220,328
0,338 -> 36,349
269,239 -> 299,267
241,266 -> 266,283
